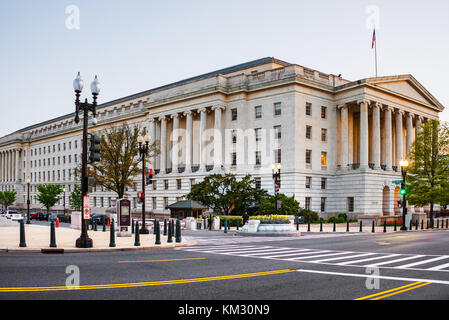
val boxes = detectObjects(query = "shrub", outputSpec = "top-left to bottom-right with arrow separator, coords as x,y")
338,213 -> 348,222
250,215 -> 290,224
219,216 -> 243,227
298,208 -> 320,223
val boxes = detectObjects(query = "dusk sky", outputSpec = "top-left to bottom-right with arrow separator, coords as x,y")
1,0 -> 448,137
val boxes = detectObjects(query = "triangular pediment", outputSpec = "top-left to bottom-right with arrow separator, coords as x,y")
366,75 -> 444,111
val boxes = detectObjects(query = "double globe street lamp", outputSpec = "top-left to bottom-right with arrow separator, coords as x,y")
271,163 -> 282,215
137,134 -> 152,234
399,159 -> 409,231
73,72 -> 101,248
25,178 -> 31,224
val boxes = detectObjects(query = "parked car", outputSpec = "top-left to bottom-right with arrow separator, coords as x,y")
38,212 -> 49,221
5,210 -> 19,219
6,211 -> 23,221
49,213 -> 70,223
91,214 -> 107,226
29,212 -> 39,220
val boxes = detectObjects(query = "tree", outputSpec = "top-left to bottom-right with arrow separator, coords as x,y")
406,120 -> 449,227
258,193 -> 300,216
186,174 -> 267,215
36,184 -> 63,214
0,190 -> 17,210
70,184 -> 82,211
87,124 -> 158,199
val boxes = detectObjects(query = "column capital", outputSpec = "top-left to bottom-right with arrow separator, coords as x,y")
357,99 -> 371,105
382,105 -> 394,113
395,109 -> 405,116
183,110 -> 193,117
372,102 -> 382,109
415,115 -> 423,122
170,113 -> 180,119
337,104 -> 347,110
212,104 -> 226,112
198,107 -> 208,114
158,116 -> 167,123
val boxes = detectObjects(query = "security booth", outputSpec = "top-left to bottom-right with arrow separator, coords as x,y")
167,200 -> 208,220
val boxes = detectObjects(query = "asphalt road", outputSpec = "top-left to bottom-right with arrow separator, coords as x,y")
1,230 -> 448,300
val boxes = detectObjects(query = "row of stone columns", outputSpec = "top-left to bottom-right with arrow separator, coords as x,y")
339,100 -> 425,170
149,105 -> 225,174
0,149 -> 20,182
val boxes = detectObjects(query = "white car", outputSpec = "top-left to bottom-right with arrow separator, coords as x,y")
6,211 -> 23,221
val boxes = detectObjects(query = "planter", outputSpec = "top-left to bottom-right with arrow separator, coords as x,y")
257,224 -> 294,233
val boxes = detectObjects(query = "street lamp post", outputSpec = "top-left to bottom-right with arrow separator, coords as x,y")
137,134 -> 151,234
62,187 -> 66,216
26,179 -> 31,224
272,163 -> 282,215
400,159 -> 409,231
73,72 -> 100,248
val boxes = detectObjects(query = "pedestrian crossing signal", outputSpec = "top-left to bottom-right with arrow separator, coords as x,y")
397,200 -> 402,209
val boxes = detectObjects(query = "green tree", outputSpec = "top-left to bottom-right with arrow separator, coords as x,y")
70,184 -> 82,211
87,124 -> 158,199
36,184 -> 63,214
258,193 -> 300,216
186,174 -> 267,215
0,190 -> 17,210
406,120 -> 449,227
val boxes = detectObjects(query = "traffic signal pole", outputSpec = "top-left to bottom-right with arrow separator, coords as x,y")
140,151 -> 149,234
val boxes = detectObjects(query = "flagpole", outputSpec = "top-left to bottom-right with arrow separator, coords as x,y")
374,26 -> 378,77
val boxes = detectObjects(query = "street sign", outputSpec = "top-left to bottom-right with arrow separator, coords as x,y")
392,180 -> 402,185
83,196 -> 90,219
83,208 -> 90,219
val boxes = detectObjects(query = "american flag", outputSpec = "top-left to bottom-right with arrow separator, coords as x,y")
372,28 -> 376,49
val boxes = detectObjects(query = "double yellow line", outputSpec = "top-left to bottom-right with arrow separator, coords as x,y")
0,269 -> 295,293
118,258 -> 206,263
355,281 -> 432,300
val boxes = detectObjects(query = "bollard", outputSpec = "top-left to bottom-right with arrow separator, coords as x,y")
421,220 -> 424,230
394,220 -> 397,232
333,221 -> 336,232
175,220 -> 182,243
237,220 -> 240,231
155,219 -> 161,245
437,219 -> 439,229
131,219 -> 134,234
219,219 -> 222,230
154,219 -> 157,234
164,219 -> 167,236
360,221 -> 363,232
320,221 -> 323,232
19,220 -> 26,248
415,220 -> 418,231
94,220 -> 98,231
296,221 -> 299,231
224,220 -> 228,233
409,220 -> 412,231
171,220 -> 175,237
446,219 -> 448,229
109,219 -> 116,248
134,220 -> 140,246
346,221 -> 349,233
308,218 -> 311,232
49,221 -> 57,248
383,220 -> 387,233
167,220 -> 173,243
372,221 -> 375,233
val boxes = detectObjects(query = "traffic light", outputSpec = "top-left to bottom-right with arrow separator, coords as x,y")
89,134 -> 101,163
146,168 -> 154,186
400,182 -> 406,196
137,192 -> 145,204
397,200 -> 402,209
275,184 -> 280,194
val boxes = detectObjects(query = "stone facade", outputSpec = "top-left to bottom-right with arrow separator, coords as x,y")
0,57 -> 444,219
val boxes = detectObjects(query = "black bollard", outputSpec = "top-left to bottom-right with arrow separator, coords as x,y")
164,219 -> 167,236
394,220 -> 397,232
49,221 -> 57,248
427,219 -> 429,229
154,219 -> 157,234
347,221 -> 350,233
94,220 -> 97,231
175,220 -> 182,243
437,219 -> 439,229
308,218 -> 311,232
320,221 -> 323,232
421,220 -> 424,230
383,220 -> 387,233
333,221 -> 336,232
409,220 -> 412,231
109,219 -> 116,248
446,219 -> 448,229
296,220 -> 299,231
219,219 -> 222,230
155,219 -> 161,245
131,219 -> 134,234
237,220 -> 240,231
167,220 -> 173,243
415,220 -> 418,231
360,221 -> 363,232
19,220 -> 26,248
134,220 -> 140,246
372,221 -> 375,233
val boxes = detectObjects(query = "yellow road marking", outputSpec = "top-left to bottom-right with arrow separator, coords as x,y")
0,269 -> 295,293
371,282 -> 432,300
355,281 -> 431,300
118,258 -> 206,263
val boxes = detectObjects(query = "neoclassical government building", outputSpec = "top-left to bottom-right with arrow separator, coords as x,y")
0,57 -> 443,219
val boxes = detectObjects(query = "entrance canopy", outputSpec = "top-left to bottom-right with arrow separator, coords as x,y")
167,200 -> 209,219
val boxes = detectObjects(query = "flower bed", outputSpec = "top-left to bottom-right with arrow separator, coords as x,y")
250,215 -> 290,225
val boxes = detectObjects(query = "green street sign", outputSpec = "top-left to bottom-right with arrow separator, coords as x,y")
392,180 -> 402,185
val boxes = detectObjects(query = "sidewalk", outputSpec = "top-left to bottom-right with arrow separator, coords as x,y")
0,223 -> 195,253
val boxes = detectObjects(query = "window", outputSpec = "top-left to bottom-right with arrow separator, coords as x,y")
69,142 -> 72,150
275,149 -> 281,164
321,198 -> 326,212
232,130 -> 237,144
177,179 -> 182,190
321,106 -> 327,119
255,106 -> 262,119
306,177 -> 311,189
53,145 -> 55,153
321,128 -> 327,142
190,179 -> 195,188
255,128 -> 262,142
232,152 -> 237,166
274,126 -> 281,139
274,102 -> 282,116
321,152 -> 327,166
63,143 -> 66,151
306,126 -> 312,139
133,198 -> 137,209
348,197 -> 354,212
75,141 -> 78,149
164,180 -> 169,190
152,197 -> 157,210
255,152 -> 261,166
255,177 -> 261,189
306,103 -> 312,116
306,150 -> 312,164
164,197 -> 169,209
305,197 -> 311,210
231,109 -> 238,121
321,178 -> 327,190
153,180 -> 157,190
75,155 -> 78,163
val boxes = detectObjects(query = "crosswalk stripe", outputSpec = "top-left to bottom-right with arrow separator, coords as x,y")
237,248 -> 310,256
203,246 -> 273,253
264,250 -> 330,259
426,262 -> 449,271
362,255 -> 425,267
310,253 -> 376,263
287,252 -> 354,261
185,245 -> 259,251
337,254 -> 400,266
396,256 -> 449,269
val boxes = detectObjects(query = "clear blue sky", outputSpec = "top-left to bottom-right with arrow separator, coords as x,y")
1,0 -> 448,137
